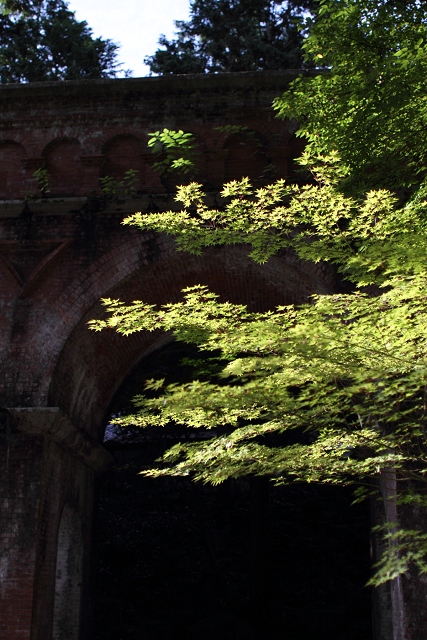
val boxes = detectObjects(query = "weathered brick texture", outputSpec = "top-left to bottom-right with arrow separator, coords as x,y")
0,72 -> 424,640
0,427 -> 42,639
0,71 -> 338,640
0,70 -> 334,419
0,71 -> 310,203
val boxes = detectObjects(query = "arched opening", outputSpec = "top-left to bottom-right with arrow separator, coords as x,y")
0,141 -> 26,199
52,504 -> 84,640
224,130 -> 270,184
48,243 -> 364,639
43,138 -> 83,196
93,340 -> 373,640
100,135 -> 146,193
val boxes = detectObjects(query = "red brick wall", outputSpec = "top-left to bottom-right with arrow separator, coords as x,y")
0,71 -> 336,640
0,71 -> 329,417
0,72 -> 312,201
1,70 -> 425,640
0,430 -> 43,640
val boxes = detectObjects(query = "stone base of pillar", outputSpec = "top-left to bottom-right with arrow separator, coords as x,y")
0,408 -> 112,640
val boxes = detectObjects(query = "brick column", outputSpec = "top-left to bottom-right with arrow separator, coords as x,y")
0,410 -> 43,640
0,408 -> 112,640
207,149 -> 229,187
141,153 -> 166,193
79,155 -> 105,196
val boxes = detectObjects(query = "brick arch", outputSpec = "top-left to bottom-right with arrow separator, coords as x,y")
93,127 -> 145,154
0,132 -> 34,152
224,129 -> 270,184
0,140 -> 26,199
34,129 -> 84,157
100,133 -> 145,155
184,126 -> 215,151
48,243 -> 333,442
211,127 -> 270,154
100,134 -> 147,192
42,138 -> 83,196
19,231 -> 175,409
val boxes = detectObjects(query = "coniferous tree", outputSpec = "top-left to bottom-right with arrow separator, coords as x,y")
0,0 -> 32,11
0,0 -> 121,83
145,0 -> 317,74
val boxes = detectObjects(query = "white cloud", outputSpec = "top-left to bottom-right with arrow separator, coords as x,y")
67,0 -> 191,77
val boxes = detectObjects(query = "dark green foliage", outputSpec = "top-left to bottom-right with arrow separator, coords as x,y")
275,0 -> 427,191
0,0 -> 32,12
93,0 -> 427,585
0,0 -> 120,83
145,0 -> 318,74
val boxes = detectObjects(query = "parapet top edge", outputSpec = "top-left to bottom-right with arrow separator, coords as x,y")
0,69 -> 321,97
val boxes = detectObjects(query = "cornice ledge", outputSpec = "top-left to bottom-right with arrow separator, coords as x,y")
9,407 -> 113,472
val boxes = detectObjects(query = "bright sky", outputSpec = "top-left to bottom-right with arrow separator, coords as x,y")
67,0 -> 192,77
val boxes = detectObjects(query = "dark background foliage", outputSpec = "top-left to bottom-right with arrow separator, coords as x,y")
0,0 -> 120,82
145,0 -> 318,74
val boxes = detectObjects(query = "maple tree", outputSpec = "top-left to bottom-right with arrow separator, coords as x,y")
92,0 -> 427,585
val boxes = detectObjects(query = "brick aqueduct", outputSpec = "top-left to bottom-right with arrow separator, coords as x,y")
0,71 -> 425,640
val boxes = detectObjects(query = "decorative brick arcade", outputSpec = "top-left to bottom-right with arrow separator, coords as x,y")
0,72 -> 424,640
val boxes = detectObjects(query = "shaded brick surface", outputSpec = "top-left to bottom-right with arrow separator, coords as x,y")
0,71 -> 336,640
5,72 -> 424,640
0,71 -> 340,640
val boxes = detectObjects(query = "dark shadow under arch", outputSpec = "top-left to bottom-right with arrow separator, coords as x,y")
93,338 -> 373,640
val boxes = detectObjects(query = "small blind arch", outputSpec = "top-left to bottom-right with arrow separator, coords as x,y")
224,130 -> 269,184
100,134 -> 146,190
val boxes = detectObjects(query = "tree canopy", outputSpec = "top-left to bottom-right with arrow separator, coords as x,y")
145,0 -> 317,74
275,0 -> 427,190
92,0 -> 427,585
0,0 -> 121,82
